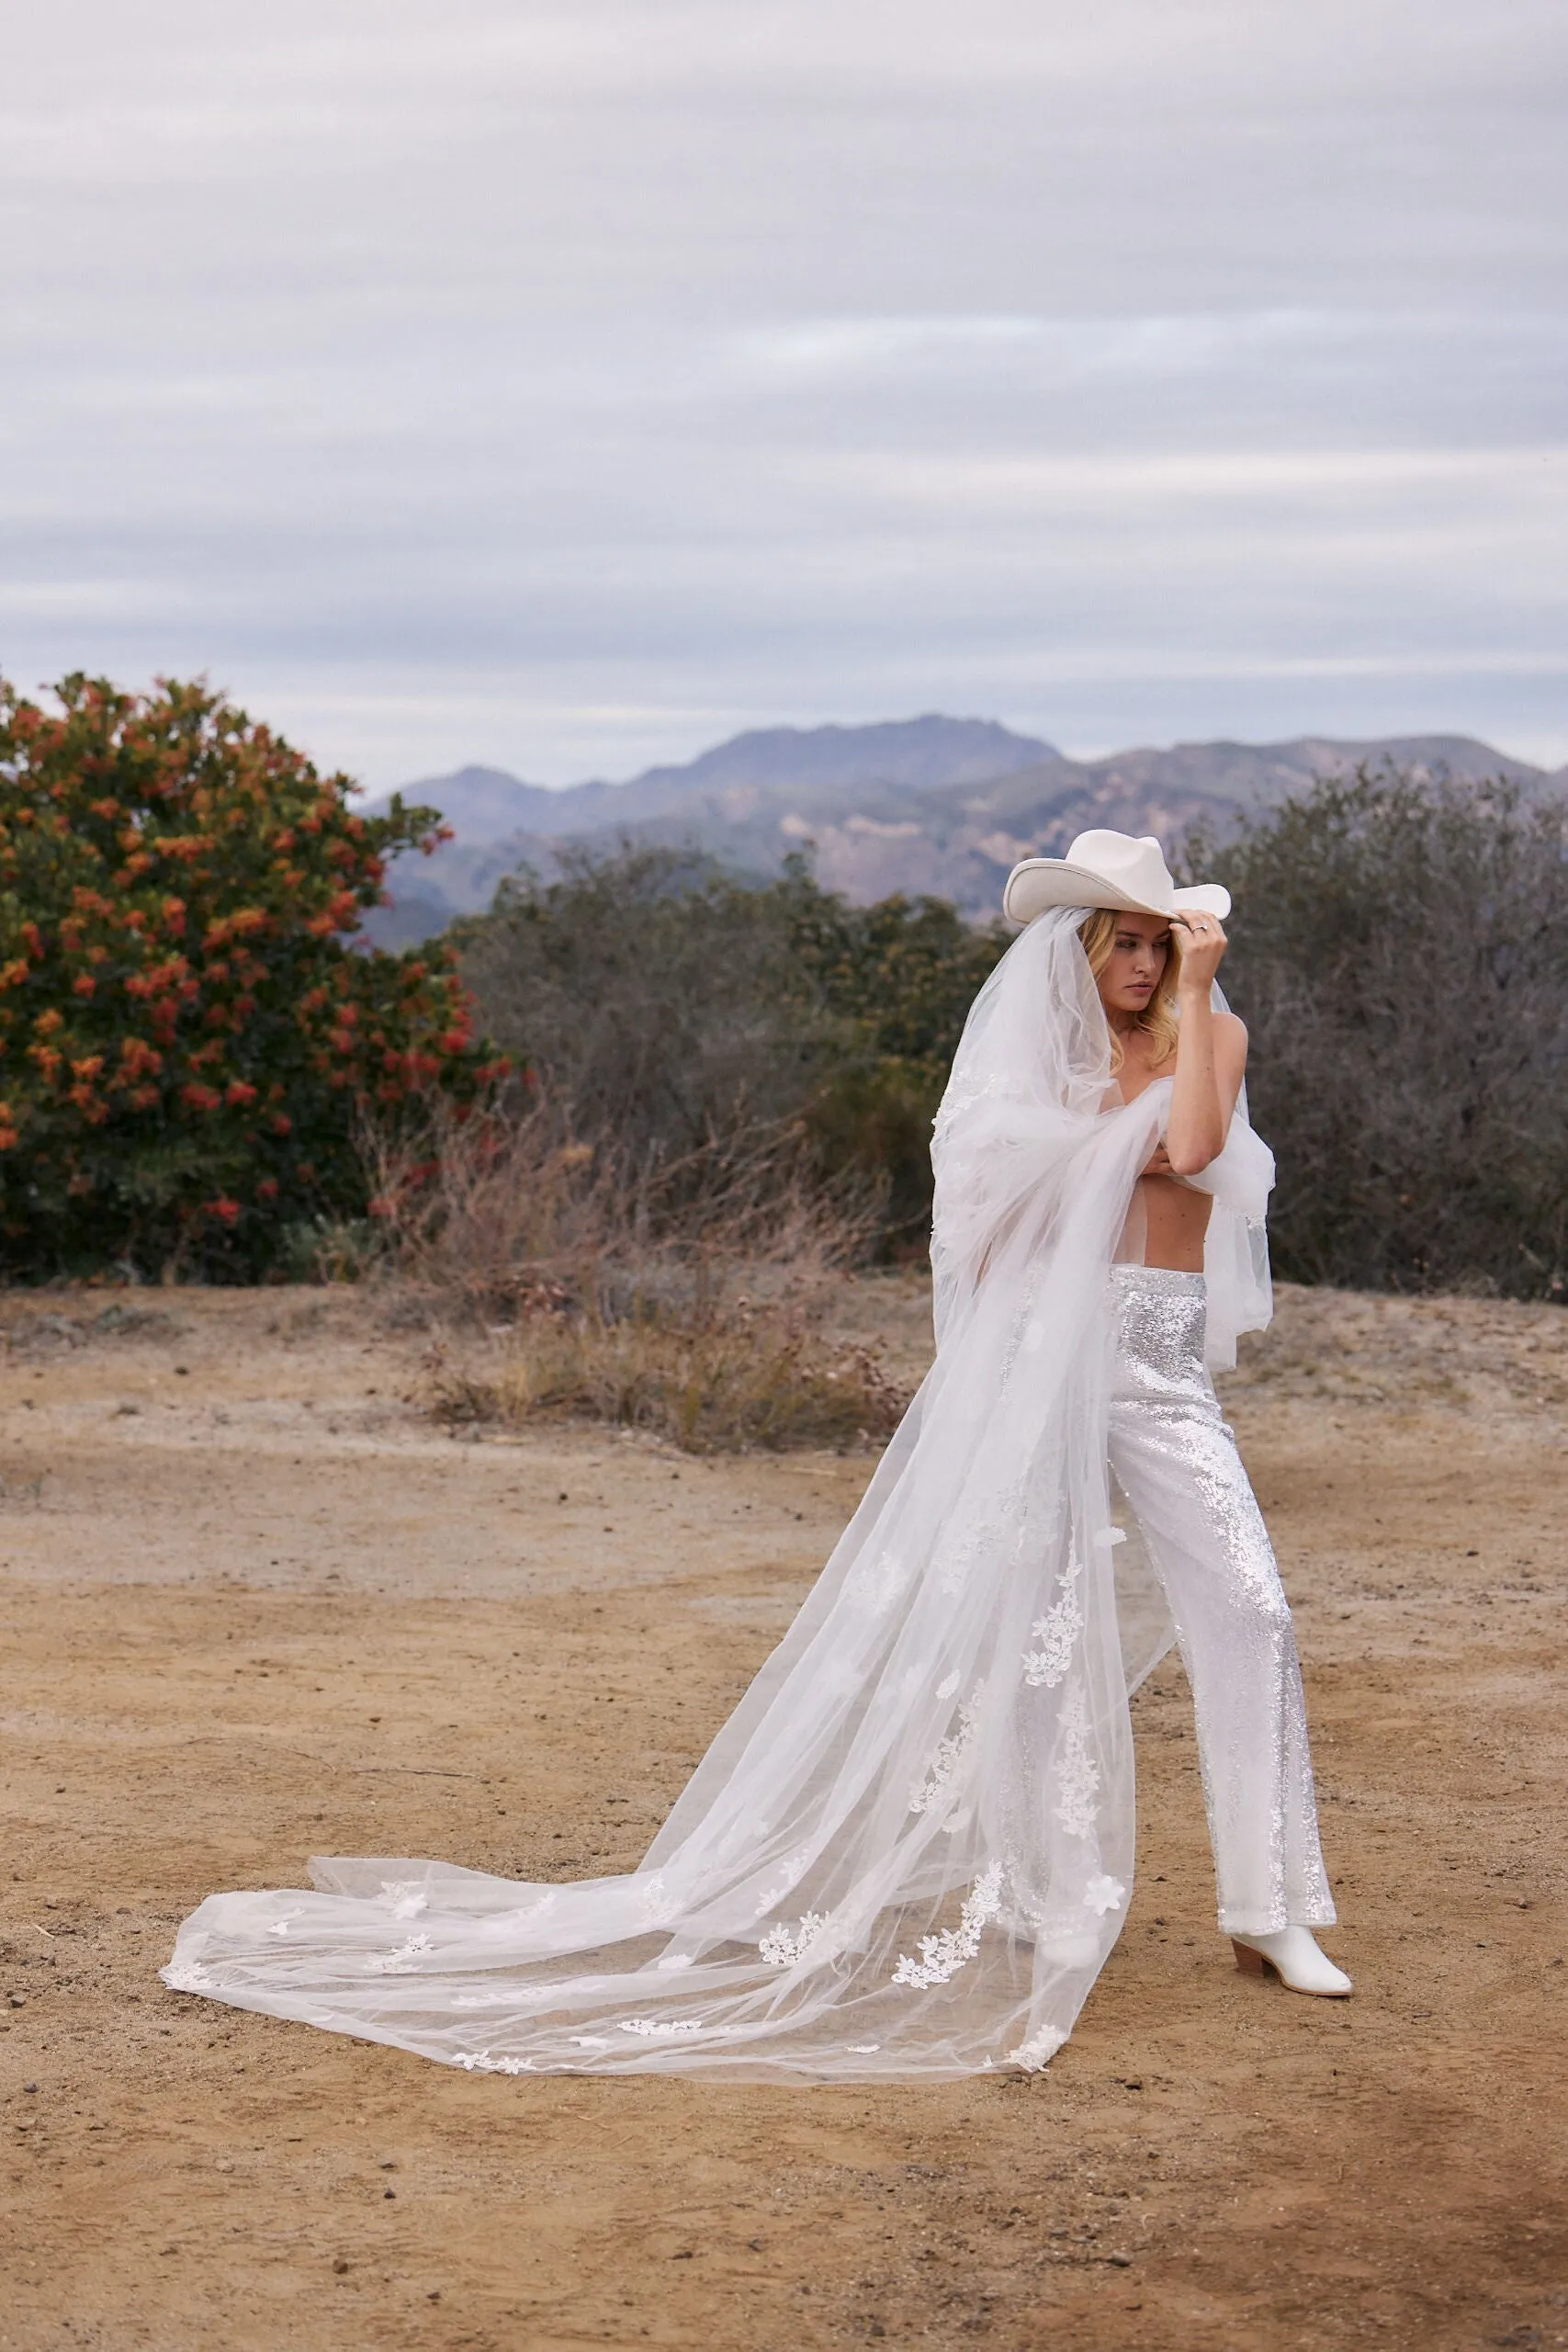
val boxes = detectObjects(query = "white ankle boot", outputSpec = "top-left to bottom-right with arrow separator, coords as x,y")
1230,1926 -> 1352,1996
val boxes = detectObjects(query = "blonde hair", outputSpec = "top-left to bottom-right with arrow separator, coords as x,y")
1079,908 -> 1182,1074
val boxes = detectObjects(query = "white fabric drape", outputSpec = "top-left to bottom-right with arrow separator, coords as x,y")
164,910 -> 1275,2079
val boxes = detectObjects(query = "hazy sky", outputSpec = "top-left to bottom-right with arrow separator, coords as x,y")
4,0 -> 1566,786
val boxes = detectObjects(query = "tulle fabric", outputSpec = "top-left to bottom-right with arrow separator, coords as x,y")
163,910 -> 1274,2079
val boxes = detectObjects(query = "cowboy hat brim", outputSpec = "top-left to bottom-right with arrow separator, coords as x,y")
1002,858 -> 1231,929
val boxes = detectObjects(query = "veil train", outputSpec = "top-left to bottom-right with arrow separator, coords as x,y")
164,910 -> 1272,2079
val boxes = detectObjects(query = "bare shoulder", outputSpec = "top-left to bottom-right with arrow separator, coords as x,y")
1213,1008 -> 1248,1062
1213,1009 -> 1249,1090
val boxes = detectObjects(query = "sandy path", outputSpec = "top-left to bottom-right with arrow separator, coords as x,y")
2,1282 -> 1565,2349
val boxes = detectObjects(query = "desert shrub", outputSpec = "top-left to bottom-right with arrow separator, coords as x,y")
454,843 -> 1009,1250
1186,767 -> 1568,1298
360,1091 -> 866,1316
0,674 -> 501,1279
454,845 -> 818,1158
368,1096 -> 905,1451
426,1312 -> 907,1454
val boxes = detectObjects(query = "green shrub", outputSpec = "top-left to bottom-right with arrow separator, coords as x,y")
1186,767 -> 1568,1298
776,865 -> 1009,1243
455,843 -> 1009,1251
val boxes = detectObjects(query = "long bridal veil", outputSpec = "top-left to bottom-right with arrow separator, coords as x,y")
164,909 -> 1273,2079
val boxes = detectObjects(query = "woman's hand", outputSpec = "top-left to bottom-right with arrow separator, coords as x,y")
1174,910 -> 1228,993
1139,1141 -> 1174,1178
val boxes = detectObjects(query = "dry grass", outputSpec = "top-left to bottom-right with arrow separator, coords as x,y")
364,1099 -> 909,1452
424,1310 -> 907,1453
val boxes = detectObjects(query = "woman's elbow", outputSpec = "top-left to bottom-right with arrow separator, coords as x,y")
1166,1136 -> 1220,1179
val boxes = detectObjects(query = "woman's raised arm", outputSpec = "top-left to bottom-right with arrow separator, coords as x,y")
1165,915 -> 1247,1177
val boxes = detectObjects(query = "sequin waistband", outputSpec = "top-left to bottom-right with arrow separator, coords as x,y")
1109,1262 -> 1207,1298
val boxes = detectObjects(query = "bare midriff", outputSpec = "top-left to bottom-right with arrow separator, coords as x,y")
1135,1171 -> 1213,1273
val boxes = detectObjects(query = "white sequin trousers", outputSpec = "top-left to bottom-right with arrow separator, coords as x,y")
1108,1264 -> 1336,1935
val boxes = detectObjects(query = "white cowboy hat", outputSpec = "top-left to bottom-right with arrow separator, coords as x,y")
1002,830 -> 1231,927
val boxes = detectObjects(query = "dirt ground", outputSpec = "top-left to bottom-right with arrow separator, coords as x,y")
2,1275 -> 1565,2351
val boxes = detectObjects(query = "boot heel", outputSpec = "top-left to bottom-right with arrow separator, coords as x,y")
1232,1939 -> 1271,1979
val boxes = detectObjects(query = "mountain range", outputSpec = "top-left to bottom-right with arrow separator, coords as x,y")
361,715 -> 1556,946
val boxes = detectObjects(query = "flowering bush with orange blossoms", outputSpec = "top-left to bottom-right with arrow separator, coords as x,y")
0,673 -> 504,1278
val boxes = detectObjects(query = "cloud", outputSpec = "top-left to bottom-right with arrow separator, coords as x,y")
1,0 -> 1565,782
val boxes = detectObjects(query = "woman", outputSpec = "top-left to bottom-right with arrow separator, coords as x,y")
1006,836 -> 1346,2001
165,830 -> 1346,2078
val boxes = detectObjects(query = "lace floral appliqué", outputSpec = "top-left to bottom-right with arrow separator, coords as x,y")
846,1547 -> 910,1617
365,1933 -> 434,1975
752,1847 -> 812,1918
909,1692 -> 981,1815
934,1487 -> 1026,1597
759,1911 -> 829,1969
637,1873 -> 679,1928
1006,2023 -> 1067,2072
891,1863 -> 1004,1989
165,1960 -> 217,1993
377,1881 -> 429,1921
1021,1554 -> 1084,1690
1051,1684 -> 1100,1839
